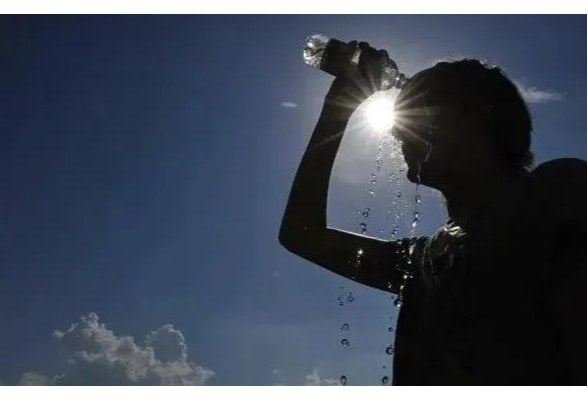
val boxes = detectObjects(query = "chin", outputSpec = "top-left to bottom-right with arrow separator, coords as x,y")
405,166 -> 419,183
405,163 -> 436,188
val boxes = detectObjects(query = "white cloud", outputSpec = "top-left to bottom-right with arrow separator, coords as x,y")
514,81 -> 564,103
18,372 -> 60,386
271,369 -> 340,386
304,369 -> 341,386
8,313 -> 342,386
18,312 -> 214,386
280,101 -> 298,108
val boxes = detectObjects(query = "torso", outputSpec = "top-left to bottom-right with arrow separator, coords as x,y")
392,175 -> 566,385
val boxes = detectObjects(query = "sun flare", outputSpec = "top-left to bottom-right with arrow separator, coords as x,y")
364,93 -> 396,132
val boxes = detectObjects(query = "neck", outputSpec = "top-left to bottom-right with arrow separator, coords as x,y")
440,168 -> 523,228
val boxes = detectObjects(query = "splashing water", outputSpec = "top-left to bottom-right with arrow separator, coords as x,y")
410,184 -> 421,233
338,285 -> 354,354
375,158 -> 383,172
409,154 -> 425,237
343,133 -> 398,384
387,172 -> 402,239
386,138 -> 404,240
358,135 -> 388,236
393,156 -> 426,309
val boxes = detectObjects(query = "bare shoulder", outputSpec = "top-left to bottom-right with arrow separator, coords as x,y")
527,157 -> 586,229
529,158 -> 586,188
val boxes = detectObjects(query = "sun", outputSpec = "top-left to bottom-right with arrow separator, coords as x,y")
364,93 -> 396,132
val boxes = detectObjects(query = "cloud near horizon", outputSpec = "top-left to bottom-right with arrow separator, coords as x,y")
18,312 -> 214,386
12,312 -> 340,386
304,369 -> 341,386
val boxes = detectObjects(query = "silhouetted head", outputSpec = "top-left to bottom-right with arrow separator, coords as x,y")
392,59 -> 534,189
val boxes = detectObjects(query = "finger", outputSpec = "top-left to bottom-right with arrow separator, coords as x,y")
378,49 -> 389,64
358,45 -> 380,92
378,49 -> 399,77
357,42 -> 374,75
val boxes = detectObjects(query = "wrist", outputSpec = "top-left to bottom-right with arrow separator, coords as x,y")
325,83 -> 371,112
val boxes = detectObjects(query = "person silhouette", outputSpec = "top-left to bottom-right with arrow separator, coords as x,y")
279,43 -> 586,385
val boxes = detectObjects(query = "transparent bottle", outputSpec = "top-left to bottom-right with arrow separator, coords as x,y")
302,34 -> 408,91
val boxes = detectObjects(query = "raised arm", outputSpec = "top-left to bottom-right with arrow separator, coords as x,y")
279,43 -> 409,294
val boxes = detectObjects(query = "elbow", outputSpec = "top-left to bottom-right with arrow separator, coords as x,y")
278,220 -> 301,253
278,219 -> 312,255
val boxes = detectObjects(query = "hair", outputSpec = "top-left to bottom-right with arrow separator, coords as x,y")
397,58 -> 534,175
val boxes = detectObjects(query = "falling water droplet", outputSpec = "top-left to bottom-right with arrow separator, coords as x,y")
360,222 -> 367,235
340,375 -> 348,385
347,293 -> 355,302
396,192 -> 402,198
381,376 -> 390,385
393,297 -> 402,308
415,193 -> 421,205
368,189 -> 375,197
341,339 -> 350,347
362,208 -> 370,218
385,345 -> 394,355
388,326 -> 395,333
339,301 -> 344,306
390,227 -> 398,237
411,211 -> 419,229
341,323 -> 350,331
382,364 -> 387,369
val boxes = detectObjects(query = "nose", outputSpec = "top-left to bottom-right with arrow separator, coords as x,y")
390,125 -> 409,143
392,125 -> 428,148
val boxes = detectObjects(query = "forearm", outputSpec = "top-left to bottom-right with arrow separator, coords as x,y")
278,92 -> 410,294
281,98 -> 355,232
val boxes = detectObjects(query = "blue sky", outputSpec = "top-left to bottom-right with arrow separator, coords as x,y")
0,15 -> 585,385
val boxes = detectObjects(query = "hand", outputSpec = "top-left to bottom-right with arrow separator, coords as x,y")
326,41 -> 390,109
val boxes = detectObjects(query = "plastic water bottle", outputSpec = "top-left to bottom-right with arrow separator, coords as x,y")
302,34 -> 408,90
